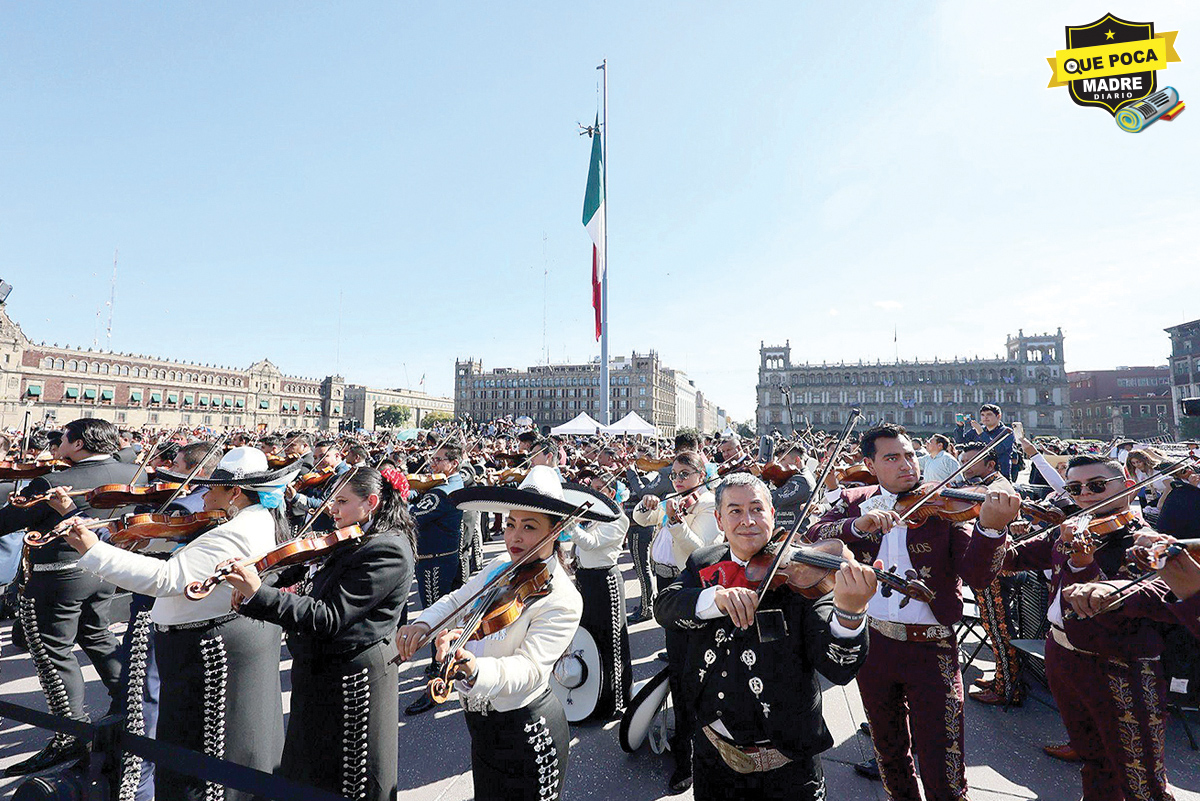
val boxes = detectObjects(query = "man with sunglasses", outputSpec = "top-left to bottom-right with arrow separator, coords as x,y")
1002,454 -> 1184,801
405,441 -> 466,716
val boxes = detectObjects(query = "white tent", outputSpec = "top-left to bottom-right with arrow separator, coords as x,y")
550,412 -> 603,435
600,411 -> 659,436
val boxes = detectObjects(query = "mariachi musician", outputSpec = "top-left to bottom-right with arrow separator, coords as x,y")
395,465 -> 620,801
59,447 -> 299,801
655,472 -> 875,800
806,423 -> 1020,801
0,418 -> 140,776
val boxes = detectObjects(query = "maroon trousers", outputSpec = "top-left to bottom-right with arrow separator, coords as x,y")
1044,638 -> 1175,801
857,628 -> 969,801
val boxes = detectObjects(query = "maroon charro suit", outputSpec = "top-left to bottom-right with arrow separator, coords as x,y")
1005,523 -> 1185,801
806,485 -> 1009,801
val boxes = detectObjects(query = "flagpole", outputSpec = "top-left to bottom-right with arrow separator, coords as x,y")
599,58 -> 610,425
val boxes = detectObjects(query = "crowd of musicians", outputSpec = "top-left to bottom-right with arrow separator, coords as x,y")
0,402 -> 1196,801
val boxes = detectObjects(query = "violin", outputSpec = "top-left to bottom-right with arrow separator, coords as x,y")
745,539 -> 934,606
834,463 -> 877,487
408,472 -> 448,493
25,510 -> 228,550
292,466 -> 337,492
1062,509 -> 1138,555
427,562 -> 553,704
891,484 -> 1063,527
9,481 -> 187,510
184,523 -> 366,600
487,467 -> 528,486
267,455 -> 292,469
1126,536 -> 1200,572
760,462 -> 801,489
0,460 -> 70,480
635,457 -> 672,472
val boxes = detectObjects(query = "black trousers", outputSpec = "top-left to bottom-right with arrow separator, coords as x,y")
415,554 -> 462,662
283,640 -> 398,801
627,523 -> 656,612
693,731 -> 826,801
21,566 -> 123,726
657,564 -> 693,764
464,689 -> 570,801
576,565 -> 632,718
155,615 -> 284,801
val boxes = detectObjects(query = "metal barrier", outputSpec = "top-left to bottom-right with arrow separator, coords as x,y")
0,698 -> 348,801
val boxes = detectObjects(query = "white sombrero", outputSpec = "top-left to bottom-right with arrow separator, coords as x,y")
618,667 -> 672,753
549,627 -> 602,723
449,465 -> 619,523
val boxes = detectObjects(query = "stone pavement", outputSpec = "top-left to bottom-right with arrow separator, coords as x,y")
1,536 -> 1197,800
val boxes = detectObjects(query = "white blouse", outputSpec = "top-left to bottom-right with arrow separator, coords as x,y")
570,512 -> 630,569
633,490 -> 723,568
417,554 -> 582,713
76,505 -> 278,626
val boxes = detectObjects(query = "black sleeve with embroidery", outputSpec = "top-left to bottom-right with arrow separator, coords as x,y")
801,591 -> 869,686
654,554 -> 709,632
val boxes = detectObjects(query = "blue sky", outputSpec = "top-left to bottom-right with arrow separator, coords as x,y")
1,1 -> 1196,421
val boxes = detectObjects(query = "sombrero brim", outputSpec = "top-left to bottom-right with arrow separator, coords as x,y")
448,485 -> 619,523
561,483 -> 621,521
154,458 -> 305,488
549,627 -> 602,723
619,667 -> 672,753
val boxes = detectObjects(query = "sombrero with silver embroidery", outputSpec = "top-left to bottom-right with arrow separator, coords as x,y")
448,464 -> 618,523
549,627 -> 602,722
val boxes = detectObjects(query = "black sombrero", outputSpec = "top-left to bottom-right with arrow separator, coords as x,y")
619,666 -> 672,753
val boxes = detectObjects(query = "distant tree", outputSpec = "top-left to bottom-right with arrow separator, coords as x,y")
375,404 -> 411,429
675,426 -> 700,442
735,419 -> 756,438
420,411 -> 453,429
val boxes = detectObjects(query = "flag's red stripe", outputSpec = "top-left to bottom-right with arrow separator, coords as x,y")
592,245 -> 602,340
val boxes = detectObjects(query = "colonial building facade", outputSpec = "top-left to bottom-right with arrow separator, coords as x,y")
756,330 -> 1071,438
1068,366 -> 1173,440
454,351 -> 727,436
1165,318 -> 1200,436
0,305 -> 346,432
343,385 -> 455,431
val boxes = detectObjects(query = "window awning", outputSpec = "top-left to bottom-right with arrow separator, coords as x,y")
183,395 -> 193,405
26,385 -> 41,396
130,391 -> 142,403
304,402 -> 312,413
235,398 -> 244,408
150,392 -> 162,403
291,401 -> 299,411
333,405 -> 341,415
65,387 -> 79,399
100,389 -> 114,401
199,397 -> 209,406
260,400 -> 270,409
167,393 -> 179,404
224,398 -> 232,407
83,389 -> 97,400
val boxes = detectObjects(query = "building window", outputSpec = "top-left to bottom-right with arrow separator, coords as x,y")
148,413 -> 159,423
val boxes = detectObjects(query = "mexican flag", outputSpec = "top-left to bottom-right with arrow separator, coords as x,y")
582,115 -> 605,341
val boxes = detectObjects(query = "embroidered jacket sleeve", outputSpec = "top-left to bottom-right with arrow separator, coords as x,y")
953,521 -> 1010,590
802,591 -> 869,686
804,491 -> 868,545
653,552 -> 708,632
1100,575 -> 1191,627
1001,532 -> 1056,573
239,537 -> 414,639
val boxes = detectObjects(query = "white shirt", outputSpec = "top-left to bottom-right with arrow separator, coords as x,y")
1047,561 -> 1091,628
417,554 -> 582,713
77,505 -> 277,626
570,512 -> 629,569
858,489 -> 940,624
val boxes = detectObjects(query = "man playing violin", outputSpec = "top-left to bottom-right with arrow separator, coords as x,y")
1005,454 -> 1188,801
806,423 -> 1020,801
769,445 -> 815,534
656,472 -> 875,800
0,418 -> 140,776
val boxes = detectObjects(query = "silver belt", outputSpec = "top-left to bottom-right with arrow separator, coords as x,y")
868,617 -> 953,642
417,550 -> 459,561
31,561 -> 80,573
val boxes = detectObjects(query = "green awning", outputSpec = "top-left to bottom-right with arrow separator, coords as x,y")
167,393 -> 178,404
235,398 -> 244,408
304,402 -> 312,413
150,392 -> 162,403
223,398 -> 232,407
333,405 -> 341,415
183,395 -> 193,405
26,385 -> 41,397
291,401 -> 299,411
100,389 -> 114,401
83,389 -> 97,400
199,397 -> 209,406
65,387 -> 79,399
259,400 -> 270,409
130,391 -> 142,403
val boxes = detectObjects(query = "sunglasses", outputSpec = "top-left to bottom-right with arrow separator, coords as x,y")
670,470 -> 698,481
1063,475 -> 1125,496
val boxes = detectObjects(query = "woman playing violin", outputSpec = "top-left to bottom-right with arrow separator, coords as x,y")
395,466 -> 587,801
223,467 -> 416,801
59,447 -> 297,801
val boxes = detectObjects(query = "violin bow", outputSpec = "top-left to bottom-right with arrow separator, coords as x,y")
1015,456 -> 1197,543
154,434 -> 228,514
391,499 -> 595,666
892,430 -> 1014,527
753,409 -> 861,602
